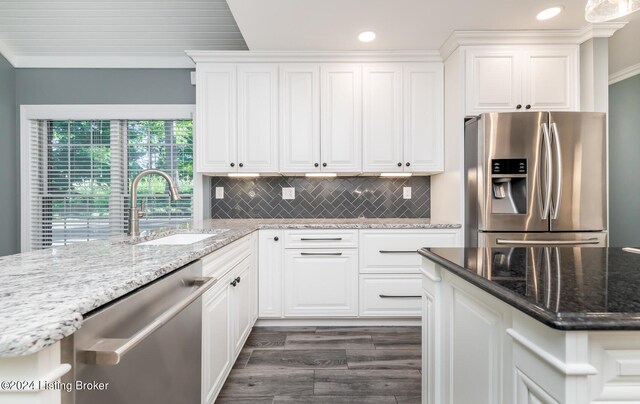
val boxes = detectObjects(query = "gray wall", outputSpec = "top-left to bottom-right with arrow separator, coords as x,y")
0,54 -> 17,256
609,74 -> 640,247
3,68 -> 195,256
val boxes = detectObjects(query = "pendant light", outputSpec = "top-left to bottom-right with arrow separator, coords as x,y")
585,0 -> 640,22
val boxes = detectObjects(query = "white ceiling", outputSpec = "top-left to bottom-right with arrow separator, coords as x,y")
0,0 -> 637,75
0,0 -> 247,68
227,0 -> 593,51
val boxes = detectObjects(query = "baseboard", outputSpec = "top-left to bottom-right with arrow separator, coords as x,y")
255,317 -> 421,327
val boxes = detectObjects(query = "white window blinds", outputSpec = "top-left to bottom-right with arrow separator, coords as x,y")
26,119 -> 193,249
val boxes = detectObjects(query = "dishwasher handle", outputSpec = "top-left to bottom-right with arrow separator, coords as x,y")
83,276 -> 217,366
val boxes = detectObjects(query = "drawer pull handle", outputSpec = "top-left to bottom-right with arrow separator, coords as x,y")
300,252 -> 343,256
379,294 -> 421,299
379,250 -> 416,254
300,237 -> 343,241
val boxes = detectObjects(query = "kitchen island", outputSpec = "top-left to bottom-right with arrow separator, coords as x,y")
0,218 -> 461,404
419,247 -> 640,404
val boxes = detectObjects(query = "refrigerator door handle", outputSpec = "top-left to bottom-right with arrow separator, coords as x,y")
550,122 -> 563,220
539,123 -> 553,220
496,238 -> 601,245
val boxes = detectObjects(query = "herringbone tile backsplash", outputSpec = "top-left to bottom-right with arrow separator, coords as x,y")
210,176 -> 430,219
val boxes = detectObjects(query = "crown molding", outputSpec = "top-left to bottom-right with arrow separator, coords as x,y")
609,62 -> 640,85
186,50 -> 443,64
0,41 -> 17,67
10,55 -> 195,69
439,22 -> 627,60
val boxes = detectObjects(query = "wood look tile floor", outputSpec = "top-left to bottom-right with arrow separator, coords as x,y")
216,326 -> 421,404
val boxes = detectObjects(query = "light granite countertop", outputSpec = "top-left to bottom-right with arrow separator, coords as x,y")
0,218 -> 460,357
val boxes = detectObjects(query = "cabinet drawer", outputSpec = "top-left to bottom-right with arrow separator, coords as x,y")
284,230 -> 358,249
359,274 -> 422,317
359,230 -> 461,273
202,235 -> 252,278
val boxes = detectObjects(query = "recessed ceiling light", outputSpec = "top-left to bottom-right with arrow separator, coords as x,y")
358,31 -> 376,42
537,6 -> 564,20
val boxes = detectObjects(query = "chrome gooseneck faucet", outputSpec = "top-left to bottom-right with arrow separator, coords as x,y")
128,169 -> 181,236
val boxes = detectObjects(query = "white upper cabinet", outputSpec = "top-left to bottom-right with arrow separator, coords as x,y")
196,64 -> 237,173
466,48 -> 522,114
362,64 -> 404,172
321,64 -> 362,173
237,64 -> 279,173
465,46 -> 578,115
522,47 -> 578,111
279,64 -> 321,173
362,63 -> 444,173
403,63 -> 444,172
193,54 -> 444,175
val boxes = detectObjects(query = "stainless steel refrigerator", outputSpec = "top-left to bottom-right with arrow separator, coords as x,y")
465,112 -> 607,247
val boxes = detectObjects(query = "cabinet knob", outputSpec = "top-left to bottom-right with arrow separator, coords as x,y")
525,104 -> 531,110
322,163 -> 327,167
230,162 -> 235,167
406,162 -> 411,167
314,163 -> 319,167
230,280 -> 237,287
397,162 -> 402,167
239,163 -> 244,168
236,276 -> 241,283
516,104 -> 522,110
274,236 -> 279,241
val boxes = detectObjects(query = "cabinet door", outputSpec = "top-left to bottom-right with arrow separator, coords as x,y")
522,47 -> 578,111
280,64 -> 321,173
230,257 -> 253,355
196,64 -> 237,173
466,48 -> 522,115
362,64 -> 403,172
284,249 -> 358,316
404,63 -> 444,172
202,283 -> 231,404
237,64 -> 279,173
258,230 -> 283,318
321,64 -> 362,173
250,231 -> 259,323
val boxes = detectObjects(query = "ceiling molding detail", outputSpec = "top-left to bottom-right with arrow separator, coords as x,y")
0,42 -> 16,66
9,55 -> 195,69
187,50 -> 443,64
609,62 -> 640,85
439,23 -> 627,60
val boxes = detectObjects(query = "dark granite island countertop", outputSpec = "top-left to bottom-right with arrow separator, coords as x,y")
418,247 -> 640,331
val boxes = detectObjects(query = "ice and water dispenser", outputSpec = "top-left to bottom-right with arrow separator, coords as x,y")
491,159 -> 527,214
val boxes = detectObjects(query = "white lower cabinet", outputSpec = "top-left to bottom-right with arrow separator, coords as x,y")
359,274 -> 422,316
284,248 -> 358,316
258,230 -> 283,318
258,228 -> 462,320
202,279 -> 231,404
201,236 -> 257,404
230,257 -> 253,355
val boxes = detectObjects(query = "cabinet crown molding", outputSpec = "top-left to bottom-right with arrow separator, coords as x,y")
186,50 -> 442,64
439,23 -> 627,60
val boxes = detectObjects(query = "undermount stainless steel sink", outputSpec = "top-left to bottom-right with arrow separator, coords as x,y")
137,230 -> 228,246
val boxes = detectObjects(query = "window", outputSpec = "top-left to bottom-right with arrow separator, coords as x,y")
21,105 -> 197,251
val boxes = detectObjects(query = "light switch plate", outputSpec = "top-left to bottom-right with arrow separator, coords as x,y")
215,187 -> 224,199
403,187 -> 412,199
282,187 -> 295,200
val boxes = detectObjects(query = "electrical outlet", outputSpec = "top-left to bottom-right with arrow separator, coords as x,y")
403,187 -> 412,199
282,187 -> 295,200
215,187 -> 224,199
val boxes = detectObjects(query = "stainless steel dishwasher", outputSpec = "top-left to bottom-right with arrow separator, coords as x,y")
61,260 -> 215,404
